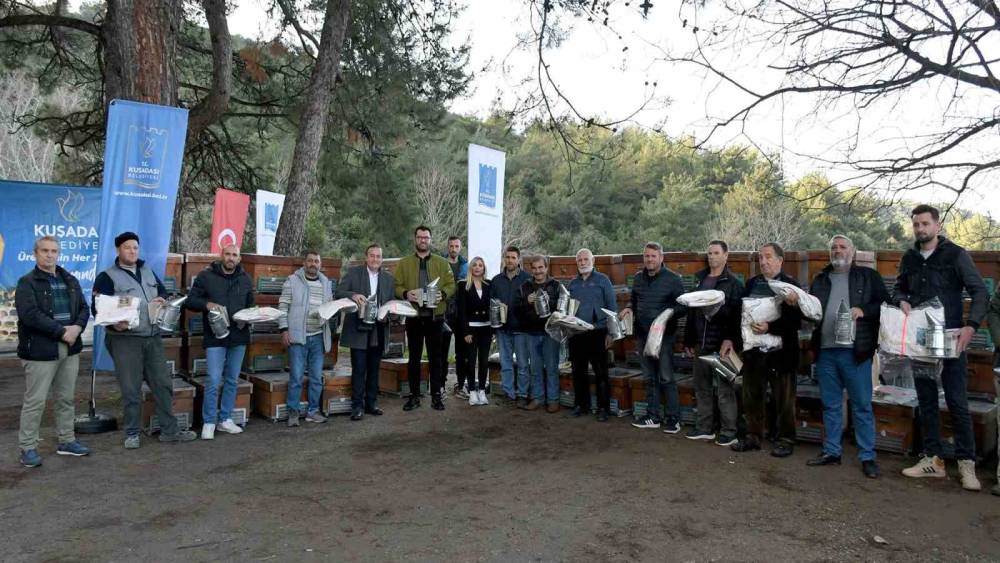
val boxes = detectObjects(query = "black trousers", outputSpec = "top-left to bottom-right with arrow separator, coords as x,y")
406,316 -> 444,397
463,326 -> 493,391
350,345 -> 382,411
441,323 -> 468,388
106,334 -> 178,436
569,329 -> 609,411
742,349 -> 796,446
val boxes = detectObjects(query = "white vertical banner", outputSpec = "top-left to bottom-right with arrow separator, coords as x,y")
467,144 -> 506,277
255,189 -> 285,255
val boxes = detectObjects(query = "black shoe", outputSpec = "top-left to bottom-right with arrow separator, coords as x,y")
731,438 -> 761,452
569,406 -> 584,417
862,460 -> 880,479
806,453 -> 841,466
365,407 -> 384,416
771,443 -> 794,458
516,397 -> 529,409
596,409 -> 609,422
350,410 -> 363,421
432,395 -> 445,411
403,396 -> 421,411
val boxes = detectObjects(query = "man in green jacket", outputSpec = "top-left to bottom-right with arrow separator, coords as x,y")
988,286 -> 1000,497
395,225 -> 457,411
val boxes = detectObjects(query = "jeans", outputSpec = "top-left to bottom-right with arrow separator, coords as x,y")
288,333 -> 325,414
691,345 -> 738,436
816,349 -> 875,461
497,330 -> 530,399
350,346 -> 382,411
203,345 -> 246,425
464,326 -> 493,391
18,343 -> 78,450
405,316 -> 445,397
637,335 -> 678,423
569,329 -> 609,411
914,353 -> 976,460
526,333 -> 560,403
742,349 -> 796,446
107,334 -> 179,437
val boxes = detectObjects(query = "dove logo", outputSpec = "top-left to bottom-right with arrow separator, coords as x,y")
264,202 -> 280,233
478,164 -> 497,209
124,125 -> 168,189
57,189 -> 85,223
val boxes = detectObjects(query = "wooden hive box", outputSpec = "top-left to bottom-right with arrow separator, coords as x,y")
594,254 -> 626,285
937,397 -> 998,461
378,357 -> 428,397
726,252 -> 753,285
184,253 -> 216,290
663,252 -> 706,280
164,253 -> 185,295
161,337 -> 183,376
794,382 -> 825,444
870,392 -> 918,455
676,374 -> 697,426
608,367 -> 641,416
240,254 -> 301,294
244,371 -> 312,421
966,350 -> 997,401
548,256 -> 578,282
322,365 -> 353,415
630,373 -> 653,418
140,377 -> 195,435
186,374 -> 253,427
243,333 -> 288,373
621,254 -> 643,285
186,334 -> 207,375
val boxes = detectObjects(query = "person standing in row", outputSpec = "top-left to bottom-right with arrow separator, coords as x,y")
491,246 -> 531,404
279,250 -> 336,427
515,255 -> 563,412
567,248 -> 617,422
337,244 -> 395,421
395,226 -> 457,411
682,240 -> 743,446
457,257 -> 492,406
807,235 -> 888,479
624,242 -> 686,433
895,204 -> 988,491
731,242 -> 803,458
16,236 -> 91,467
987,284 -> 1000,497
442,236 -> 469,398
186,244 -> 255,440
93,232 -> 197,448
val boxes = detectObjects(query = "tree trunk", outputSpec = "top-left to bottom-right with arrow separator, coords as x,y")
273,0 -> 353,256
102,0 -> 183,107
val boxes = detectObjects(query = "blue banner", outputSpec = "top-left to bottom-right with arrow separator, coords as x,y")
93,100 -> 188,371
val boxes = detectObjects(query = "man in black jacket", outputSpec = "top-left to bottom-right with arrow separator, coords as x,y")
490,246 -> 531,404
15,236 -> 91,467
731,242 -> 804,458
683,240 -> 744,446
514,255 -> 564,412
622,242 -> 686,433
186,244 -> 255,440
895,205 -> 988,491
807,235 -> 888,479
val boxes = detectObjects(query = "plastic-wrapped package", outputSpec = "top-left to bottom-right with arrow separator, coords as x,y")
878,299 -> 959,359
643,308 -> 675,357
740,297 -> 783,352
677,290 -> 725,308
377,300 -> 418,321
877,350 -> 942,387
767,279 -> 822,321
544,312 -> 594,343
316,298 -> 358,321
233,306 -> 286,323
94,294 -> 140,328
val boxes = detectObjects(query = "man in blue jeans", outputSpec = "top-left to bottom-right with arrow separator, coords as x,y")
279,251 -> 336,427
514,255 -> 564,412
186,244 -> 255,439
807,235 -> 888,479
490,246 -> 530,405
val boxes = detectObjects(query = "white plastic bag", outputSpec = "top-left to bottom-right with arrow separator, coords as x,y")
94,294 -> 140,329
232,306 -> 285,323
377,300 -> 418,321
643,308 -> 675,358
767,279 -> 822,322
316,298 -> 358,321
741,297 -> 783,352
676,290 -> 725,308
878,301 -> 959,359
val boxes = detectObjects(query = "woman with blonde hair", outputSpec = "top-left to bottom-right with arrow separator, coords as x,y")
457,256 -> 493,405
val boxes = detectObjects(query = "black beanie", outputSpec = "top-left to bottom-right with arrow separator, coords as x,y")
114,231 -> 139,248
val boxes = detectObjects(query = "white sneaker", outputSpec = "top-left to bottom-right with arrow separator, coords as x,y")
901,455 -> 946,478
469,390 -> 480,406
958,459 -> 982,491
478,390 -> 489,405
218,419 -> 244,434
201,423 -> 215,440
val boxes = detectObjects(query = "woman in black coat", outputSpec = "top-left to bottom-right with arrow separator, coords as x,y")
457,256 -> 493,406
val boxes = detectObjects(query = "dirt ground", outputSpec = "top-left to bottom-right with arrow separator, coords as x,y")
1,363 -> 999,563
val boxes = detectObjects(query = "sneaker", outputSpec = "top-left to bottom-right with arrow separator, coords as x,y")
20,449 -> 42,467
731,438 -> 761,452
159,430 -> 197,443
469,390 -> 481,406
453,384 -> 469,399
862,460 -> 880,479
902,455 -> 946,478
201,423 -> 216,440
524,399 -> 542,411
124,434 -> 141,449
56,440 -> 90,457
218,419 -> 243,434
958,459 -> 981,491
631,416 -> 661,429
478,390 -> 489,405
662,420 -> 682,434
305,411 -> 328,424
991,483 -> 1000,497
287,410 -> 301,427
403,396 -> 421,411
432,395 -> 445,410
715,434 -> 738,447
685,429 -> 715,441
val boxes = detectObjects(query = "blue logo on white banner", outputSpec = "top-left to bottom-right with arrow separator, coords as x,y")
92,100 -> 188,371
478,164 -> 497,209
0,180 -> 101,296
264,202 -> 280,232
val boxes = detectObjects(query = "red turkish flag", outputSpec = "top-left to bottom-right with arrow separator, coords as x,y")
209,188 -> 250,253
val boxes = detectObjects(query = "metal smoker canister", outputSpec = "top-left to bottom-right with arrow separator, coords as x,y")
533,289 -> 551,318
154,295 -> 187,333
925,311 -> 947,358
360,294 -> 379,324
208,306 -> 230,339
489,299 -> 504,328
833,299 -> 855,346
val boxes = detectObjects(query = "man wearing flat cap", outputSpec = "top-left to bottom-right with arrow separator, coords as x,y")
93,232 -> 196,448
